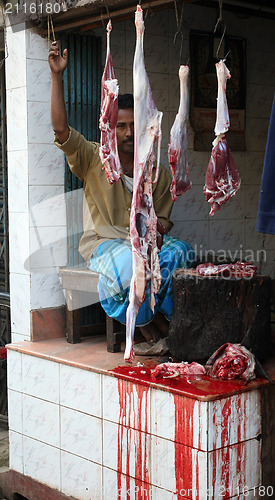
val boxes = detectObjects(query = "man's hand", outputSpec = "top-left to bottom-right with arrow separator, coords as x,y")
48,41 -> 68,75
156,219 -> 166,250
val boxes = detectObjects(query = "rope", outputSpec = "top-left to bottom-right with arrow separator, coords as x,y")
48,14 -> 56,51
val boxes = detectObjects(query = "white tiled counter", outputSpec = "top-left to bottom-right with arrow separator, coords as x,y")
6,337 -> 271,500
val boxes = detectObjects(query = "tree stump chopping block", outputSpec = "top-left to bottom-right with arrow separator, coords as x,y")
168,269 -> 271,363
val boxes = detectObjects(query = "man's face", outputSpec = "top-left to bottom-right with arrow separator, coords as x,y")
116,108 -> 134,155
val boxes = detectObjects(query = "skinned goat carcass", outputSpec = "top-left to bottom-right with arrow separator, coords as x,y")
99,21 -> 122,184
203,60 -> 240,215
124,5 -> 163,362
168,65 -> 191,201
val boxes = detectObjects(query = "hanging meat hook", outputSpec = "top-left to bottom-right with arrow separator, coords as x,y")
214,20 -> 226,60
173,30 -> 184,67
101,0 -> 111,28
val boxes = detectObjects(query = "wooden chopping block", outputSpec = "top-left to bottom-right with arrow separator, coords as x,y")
168,269 -> 271,363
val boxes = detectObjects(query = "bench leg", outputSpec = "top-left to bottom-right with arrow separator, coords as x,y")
106,315 -> 123,353
66,307 -> 81,344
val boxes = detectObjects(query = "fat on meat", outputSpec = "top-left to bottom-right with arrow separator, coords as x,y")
168,65 -> 191,201
99,21 -> 122,184
124,5 -> 163,362
151,361 -> 206,379
196,261 -> 257,278
203,60 -> 241,216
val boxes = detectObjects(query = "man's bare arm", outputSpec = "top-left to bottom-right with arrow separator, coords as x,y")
48,41 -> 70,144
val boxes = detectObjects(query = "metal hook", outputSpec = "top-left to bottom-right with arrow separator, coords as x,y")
102,0 -> 111,21
174,30 -> 184,67
215,22 -> 226,60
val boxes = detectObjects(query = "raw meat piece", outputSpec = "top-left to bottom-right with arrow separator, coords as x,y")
151,361 -> 206,379
203,60 -> 240,215
99,21 -> 122,184
206,343 -> 256,381
196,261 -> 257,278
124,5 -> 163,362
168,65 -> 191,201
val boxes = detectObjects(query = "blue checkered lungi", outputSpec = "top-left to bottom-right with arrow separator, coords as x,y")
88,235 -> 194,326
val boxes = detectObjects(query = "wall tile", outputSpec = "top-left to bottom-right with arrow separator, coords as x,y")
27,59 -> 51,102
27,101 -> 53,144
244,151 -> 265,186
170,219 -> 209,254
113,67 -> 126,95
247,50 -> 275,86
125,69 -> 133,94
28,143 -> 65,186
168,36 -> 189,76
22,355 -> 59,403
208,392 -> 261,451
60,364 -> 101,417
5,25 -> 26,90
23,436 -> 60,490
7,349 -> 23,392
10,273 -> 31,338
8,389 -> 23,434
244,185 -> 261,219
260,250 -> 275,278
245,118 -> 269,152
30,267 -> 65,309
23,394 -> 59,447
102,375 -> 150,433
29,185 -> 66,227
209,219 -> 245,254
246,84 -> 274,120
150,434 -> 176,491
8,150 -> 28,213
171,184 -> 209,221
103,467 -> 163,500
151,388 -> 175,441
208,438 -> 261,498
9,431 -> 23,474
145,10 -> 169,36
9,212 -> 30,275
61,407 -> 102,464
26,28 -> 50,61
103,419 -> 150,483
148,72 -> 169,112
245,219 -> 275,253
11,332 -> 26,344
61,451 -> 102,500
6,88 -> 28,151
28,225 -> 67,270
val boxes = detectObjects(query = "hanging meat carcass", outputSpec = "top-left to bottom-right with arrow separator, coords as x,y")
99,21 -> 122,184
203,60 -> 241,215
168,65 -> 191,201
124,5 -> 163,362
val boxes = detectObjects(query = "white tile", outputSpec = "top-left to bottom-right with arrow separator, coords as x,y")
102,375 -> 150,432
208,392 -> 261,451
8,150 -> 28,213
103,467 -> 153,500
260,249 -> 275,278
8,389 -> 23,433
60,364 -> 101,417
6,88 -> 28,151
151,434 -> 176,491
245,219 -> 275,253
246,117 -> 269,153
151,388 -> 175,441
27,59 -> 51,102
9,212 -> 30,275
30,266 -> 65,309
22,355 -> 59,403
10,273 -> 31,338
170,220 -> 209,255
245,185 -> 261,219
26,28 -> 50,60
7,349 -> 22,392
171,184 -> 209,222
244,152 -> 265,186
28,225 -> 67,270
208,438 -> 261,498
246,84 -> 274,120
113,67 -> 126,94
23,436 -> 60,490
5,25 -> 26,90
29,185 -> 66,227
148,72 -> 169,112
145,10 -> 169,36
144,35 -> 169,74
61,451 -> 102,500
23,394 -> 59,447
28,143 -> 65,186
9,430 -> 23,474
27,101 -> 53,144
11,332 -> 27,343
209,219 -> 245,254
61,407 -> 102,464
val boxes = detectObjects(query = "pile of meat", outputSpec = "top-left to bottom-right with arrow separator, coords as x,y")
151,361 -> 206,379
203,60 -> 241,215
196,261 -> 257,278
206,343 -> 256,381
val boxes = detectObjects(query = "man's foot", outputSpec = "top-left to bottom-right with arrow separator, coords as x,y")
140,322 -> 159,343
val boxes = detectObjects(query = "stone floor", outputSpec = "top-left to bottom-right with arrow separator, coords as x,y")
0,421 -> 9,470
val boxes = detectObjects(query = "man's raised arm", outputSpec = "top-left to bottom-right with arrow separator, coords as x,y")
48,41 -> 70,144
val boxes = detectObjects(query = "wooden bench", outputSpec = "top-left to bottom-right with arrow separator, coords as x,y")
58,266 -> 124,352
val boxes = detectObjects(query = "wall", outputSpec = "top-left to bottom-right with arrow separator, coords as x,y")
6,23 -> 67,342
93,3 -> 275,277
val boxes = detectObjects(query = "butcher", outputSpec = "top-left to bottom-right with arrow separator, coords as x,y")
48,41 -> 194,348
